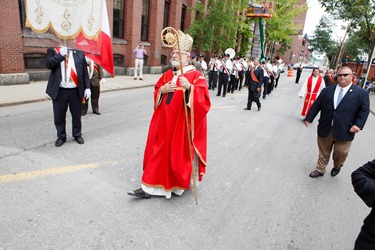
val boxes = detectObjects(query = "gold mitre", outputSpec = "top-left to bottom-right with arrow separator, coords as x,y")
173,30 -> 193,52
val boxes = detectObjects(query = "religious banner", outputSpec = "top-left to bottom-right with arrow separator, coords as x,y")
25,0 -> 104,40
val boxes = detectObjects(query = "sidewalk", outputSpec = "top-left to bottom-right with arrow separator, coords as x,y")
0,74 -> 374,115
0,74 -> 159,108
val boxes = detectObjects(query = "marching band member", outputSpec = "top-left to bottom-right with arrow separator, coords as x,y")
238,57 -> 248,91
216,53 -> 232,97
208,54 -> 220,90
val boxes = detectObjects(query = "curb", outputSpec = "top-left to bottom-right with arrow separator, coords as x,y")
0,84 -> 155,108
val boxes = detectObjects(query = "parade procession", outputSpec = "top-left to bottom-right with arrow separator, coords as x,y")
0,0 -> 375,249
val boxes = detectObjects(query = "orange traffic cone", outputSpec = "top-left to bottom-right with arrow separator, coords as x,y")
287,67 -> 293,77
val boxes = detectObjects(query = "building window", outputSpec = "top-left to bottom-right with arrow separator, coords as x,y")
113,0 -> 125,38
113,54 -> 124,67
163,1 -> 170,28
161,55 -> 168,66
180,5 -> 187,31
24,54 -> 47,69
141,0 -> 150,41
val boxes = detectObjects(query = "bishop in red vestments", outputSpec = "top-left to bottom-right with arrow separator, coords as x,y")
128,30 -> 211,199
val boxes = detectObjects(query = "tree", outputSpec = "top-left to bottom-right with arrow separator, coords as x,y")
188,0 -> 309,58
264,0 -> 307,55
309,15 -> 340,67
318,0 -> 375,71
188,0 -> 250,56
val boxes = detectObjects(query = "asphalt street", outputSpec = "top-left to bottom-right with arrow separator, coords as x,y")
0,70 -> 374,250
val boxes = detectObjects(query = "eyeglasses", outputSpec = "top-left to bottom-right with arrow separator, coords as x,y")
337,74 -> 351,77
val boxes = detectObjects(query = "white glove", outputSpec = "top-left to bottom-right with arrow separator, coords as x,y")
179,76 -> 191,90
60,46 -> 67,57
84,88 -> 91,99
99,78 -> 106,84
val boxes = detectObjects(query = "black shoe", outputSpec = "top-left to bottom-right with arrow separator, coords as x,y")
222,95 -> 226,97
127,188 -> 151,199
262,96 -> 266,99
309,170 -> 324,178
208,87 -> 211,90
244,107 -> 251,110
74,136 -> 84,144
140,78 -> 143,81
216,94 -> 220,96
331,168 -> 341,176
55,138 -> 66,147
93,111 -> 101,115
258,107 -> 261,111
81,112 -> 87,116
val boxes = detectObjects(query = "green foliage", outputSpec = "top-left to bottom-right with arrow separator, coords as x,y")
264,0 -> 307,55
309,15 -> 340,67
318,0 -> 375,65
188,0 -> 310,57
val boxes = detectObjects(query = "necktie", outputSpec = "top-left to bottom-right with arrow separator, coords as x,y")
337,88 -> 343,107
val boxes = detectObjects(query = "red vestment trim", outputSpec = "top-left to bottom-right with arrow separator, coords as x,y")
142,69 -> 211,191
301,75 -> 322,116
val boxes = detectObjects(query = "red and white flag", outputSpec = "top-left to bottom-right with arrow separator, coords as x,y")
75,1 -> 114,76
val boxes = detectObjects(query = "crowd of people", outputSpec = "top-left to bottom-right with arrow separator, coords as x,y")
190,52 -> 284,111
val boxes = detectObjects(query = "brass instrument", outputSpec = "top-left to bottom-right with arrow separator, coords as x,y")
274,53 -> 283,64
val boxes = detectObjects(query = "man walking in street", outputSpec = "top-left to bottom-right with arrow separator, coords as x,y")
244,58 -> 263,111
303,66 -> 370,178
127,30 -> 211,199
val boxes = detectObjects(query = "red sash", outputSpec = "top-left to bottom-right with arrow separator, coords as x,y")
54,47 -> 78,86
301,76 -> 322,116
250,68 -> 259,83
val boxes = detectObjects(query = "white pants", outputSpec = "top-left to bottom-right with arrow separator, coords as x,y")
134,58 -> 144,78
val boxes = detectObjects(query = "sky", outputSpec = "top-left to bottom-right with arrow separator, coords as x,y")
303,0 -> 324,36
303,0 -> 346,41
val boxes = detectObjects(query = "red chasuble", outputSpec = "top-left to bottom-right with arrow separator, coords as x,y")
301,75 -> 323,116
142,66 -> 211,191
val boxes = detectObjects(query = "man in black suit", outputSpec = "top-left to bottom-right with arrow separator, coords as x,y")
244,58 -> 263,111
352,159 -> 375,249
303,66 -> 370,178
46,46 -> 91,147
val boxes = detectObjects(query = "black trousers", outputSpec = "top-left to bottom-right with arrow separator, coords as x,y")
295,73 -> 301,83
238,71 -> 244,90
244,71 -> 251,87
208,71 -> 218,90
246,89 -> 261,109
217,73 -> 229,96
262,77 -> 269,98
229,75 -> 237,93
53,88 -> 82,140
82,84 -> 100,113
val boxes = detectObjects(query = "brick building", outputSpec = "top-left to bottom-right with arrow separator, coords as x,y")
281,0 -> 308,66
0,0 -> 205,84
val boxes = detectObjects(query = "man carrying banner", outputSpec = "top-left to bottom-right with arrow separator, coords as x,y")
46,46 -> 91,147
128,29 -> 211,199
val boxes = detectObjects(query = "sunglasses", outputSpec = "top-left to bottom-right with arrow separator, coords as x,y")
337,74 -> 351,77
